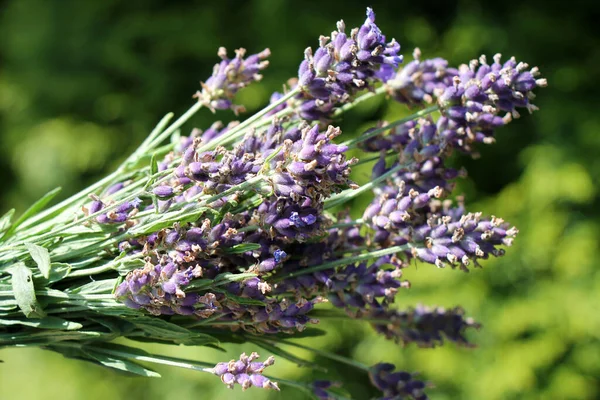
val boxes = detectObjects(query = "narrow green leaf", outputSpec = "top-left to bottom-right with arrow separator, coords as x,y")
0,298 -> 17,307
54,345 -> 160,378
224,243 -> 262,254
86,342 -> 213,372
0,316 -> 82,330
69,278 -> 119,295
47,345 -> 102,366
269,328 -> 327,340
114,258 -> 145,274
2,187 -> 61,239
87,342 -> 153,357
185,272 -> 257,291
230,195 -> 264,215
7,263 -> 45,318
129,217 -> 173,235
131,317 -> 220,344
2,330 -> 101,342
33,262 -> 72,286
176,333 -> 224,346
170,128 -> 181,144
125,336 -> 184,346
85,305 -> 143,317
212,288 -> 265,306
88,316 -> 125,334
84,349 -> 161,377
150,152 -> 159,175
132,317 -> 198,339
130,207 -> 210,235
0,209 -> 15,234
25,243 -> 51,279
214,272 -> 257,285
47,262 -> 72,283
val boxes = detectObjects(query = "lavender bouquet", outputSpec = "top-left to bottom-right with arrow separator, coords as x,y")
0,8 -> 545,399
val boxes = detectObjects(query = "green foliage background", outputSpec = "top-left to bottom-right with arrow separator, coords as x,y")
0,0 -> 598,399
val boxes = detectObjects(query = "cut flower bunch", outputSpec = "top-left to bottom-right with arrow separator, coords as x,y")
0,8 -> 546,399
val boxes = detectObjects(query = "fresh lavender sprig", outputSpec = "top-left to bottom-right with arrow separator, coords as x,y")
209,352 -> 279,390
386,48 -> 457,106
286,7 -> 403,122
194,47 -> 271,114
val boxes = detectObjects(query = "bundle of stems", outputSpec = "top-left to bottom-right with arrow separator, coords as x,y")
0,8 -> 545,399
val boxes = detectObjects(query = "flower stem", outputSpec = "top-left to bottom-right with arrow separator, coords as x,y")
342,104 -> 439,148
332,85 -> 387,117
196,87 -> 301,152
324,162 -> 410,210
273,244 -> 409,281
256,336 -> 369,371
17,112 -> 176,233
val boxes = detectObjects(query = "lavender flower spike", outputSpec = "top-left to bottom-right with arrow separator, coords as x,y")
369,363 -> 429,400
295,7 -> 402,121
386,48 -> 458,106
436,54 -> 547,151
194,47 -> 270,114
366,305 -> 480,348
210,352 -> 279,391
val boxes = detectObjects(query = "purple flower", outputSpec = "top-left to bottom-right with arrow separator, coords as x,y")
363,186 -> 516,270
152,185 -> 174,199
114,260 -> 204,316
259,199 -> 324,242
435,54 -> 546,154
194,47 -> 270,114
410,205 -> 517,270
210,352 -> 279,390
365,305 -> 480,347
327,261 -> 409,310
369,363 -> 429,400
104,182 -> 125,196
294,7 -> 403,121
386,48 -> 458,106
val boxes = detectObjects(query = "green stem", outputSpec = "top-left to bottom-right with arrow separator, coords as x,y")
256,336 -> 369,371
330,219 -> 363,229
342,104 -> 439,148
18,113 -> 175,233
273,244 -> 409,281
6,170 -> 160,252
34,291 -> 114,300
333,85 -> 386,117
324,162 -> 409,210
7,167 -> 174,251
196,87 -> 300,152
353,149 -> 399,167
67,253 -> 143,277
144,105 -> 202,151
56,342 -> 214,371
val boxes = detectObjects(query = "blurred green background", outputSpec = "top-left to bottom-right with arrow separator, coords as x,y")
0,0 -> 598,399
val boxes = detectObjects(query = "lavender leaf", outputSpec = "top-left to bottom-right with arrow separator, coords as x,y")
25,243 -> 51,279
8,262 -> 46,318
1,187 -> 61,240
83,349 -> 161,378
